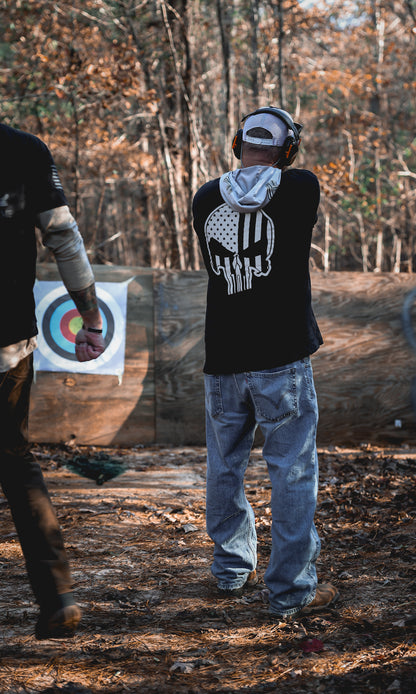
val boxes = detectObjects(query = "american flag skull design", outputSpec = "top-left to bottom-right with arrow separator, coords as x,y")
204,204 -> 275,295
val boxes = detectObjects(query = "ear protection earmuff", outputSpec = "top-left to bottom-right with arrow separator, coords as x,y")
232,106 -> 303,167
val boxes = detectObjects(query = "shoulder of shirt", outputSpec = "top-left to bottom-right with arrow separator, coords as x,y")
192,178 -> 221,217
193,177 -> 220,201
0,122 -> 49,154
281,168 -> 319,189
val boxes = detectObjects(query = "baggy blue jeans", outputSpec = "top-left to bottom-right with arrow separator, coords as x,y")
204,357 -> 321,617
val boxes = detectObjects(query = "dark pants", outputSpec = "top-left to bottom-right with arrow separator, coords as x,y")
0,354 -> 73,612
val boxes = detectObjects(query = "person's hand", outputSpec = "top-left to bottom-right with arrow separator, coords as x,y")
75,327 -> 106,362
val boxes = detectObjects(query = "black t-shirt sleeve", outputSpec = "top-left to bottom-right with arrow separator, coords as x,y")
25,134 -> 68,214
276,168 -> 320,226
192,178 -> 223,274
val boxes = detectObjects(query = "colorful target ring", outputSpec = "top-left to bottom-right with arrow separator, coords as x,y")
60,308 -> 83,343
36,284 -> 123,372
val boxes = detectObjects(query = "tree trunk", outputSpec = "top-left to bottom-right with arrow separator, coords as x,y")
276,0 -> 285,107
216,0 -> 231,154
249,0 -> 260,102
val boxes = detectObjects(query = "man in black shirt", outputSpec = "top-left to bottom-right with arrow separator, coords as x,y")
0,123 -> 105,638
192,107 -> 338,618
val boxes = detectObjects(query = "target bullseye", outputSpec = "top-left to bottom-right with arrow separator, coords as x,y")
60,309 -> 82,343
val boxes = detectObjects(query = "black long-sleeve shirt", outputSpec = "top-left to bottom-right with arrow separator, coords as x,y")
192,168 -> 323,374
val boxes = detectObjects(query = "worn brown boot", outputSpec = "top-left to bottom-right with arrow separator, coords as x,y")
299,583 -> 339,614
35,604 -> 82,640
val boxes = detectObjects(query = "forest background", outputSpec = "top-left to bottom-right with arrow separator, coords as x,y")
1,0 -> 415,274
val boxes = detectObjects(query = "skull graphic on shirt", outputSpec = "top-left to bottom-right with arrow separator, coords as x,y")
204,203 -> 275,295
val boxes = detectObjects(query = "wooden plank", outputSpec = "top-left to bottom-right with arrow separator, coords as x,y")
154,270 -> 207,445
29,265 -> 155,446
311,272 -> 416,445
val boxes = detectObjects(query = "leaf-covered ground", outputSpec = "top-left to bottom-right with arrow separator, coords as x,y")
0,444 -> 415,693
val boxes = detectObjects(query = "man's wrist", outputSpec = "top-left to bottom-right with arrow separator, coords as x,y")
82,324 -> 103,334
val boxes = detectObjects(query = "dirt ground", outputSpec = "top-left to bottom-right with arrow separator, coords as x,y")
0,443 -> 415,694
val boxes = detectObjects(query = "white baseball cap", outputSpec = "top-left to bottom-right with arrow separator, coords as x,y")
242,111 -> 292,146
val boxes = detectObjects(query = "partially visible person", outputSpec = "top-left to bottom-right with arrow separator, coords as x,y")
192,106 -> 338,619
0,122 -> 105,639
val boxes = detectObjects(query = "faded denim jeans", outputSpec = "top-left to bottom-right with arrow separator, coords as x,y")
204,357 -> 321,617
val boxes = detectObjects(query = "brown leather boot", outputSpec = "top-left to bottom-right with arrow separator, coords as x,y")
35,604 -> 82,640
299,583 -> 339,614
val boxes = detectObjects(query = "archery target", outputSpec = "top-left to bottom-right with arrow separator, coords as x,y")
35,283 -> 125,373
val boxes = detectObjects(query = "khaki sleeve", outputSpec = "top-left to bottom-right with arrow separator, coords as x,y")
37,206 -> 95,291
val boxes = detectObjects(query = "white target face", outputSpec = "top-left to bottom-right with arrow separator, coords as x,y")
35,283 -> 126,373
